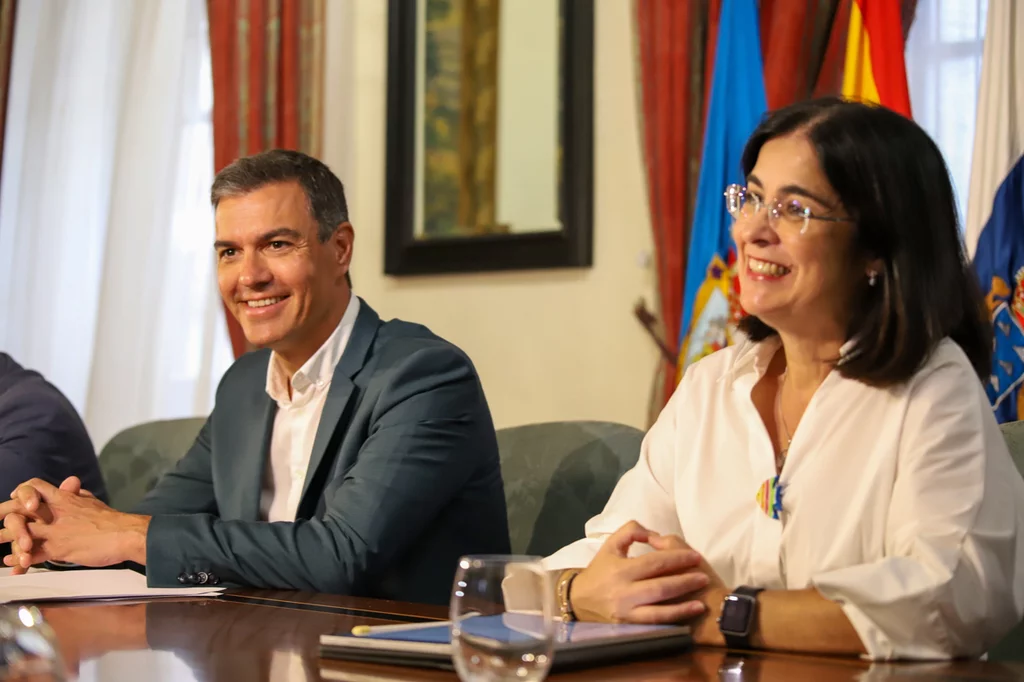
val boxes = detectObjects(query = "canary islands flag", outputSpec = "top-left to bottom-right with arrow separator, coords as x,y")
677,0 -> 766,372
970,1 -> 1024,423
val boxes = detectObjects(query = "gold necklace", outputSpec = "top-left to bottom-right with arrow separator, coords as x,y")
774,369 -> 792,472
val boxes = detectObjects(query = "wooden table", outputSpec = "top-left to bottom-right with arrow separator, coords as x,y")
23,590 -> 1024,681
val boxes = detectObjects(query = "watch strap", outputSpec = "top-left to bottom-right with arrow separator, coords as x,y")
733,585 -> 764,598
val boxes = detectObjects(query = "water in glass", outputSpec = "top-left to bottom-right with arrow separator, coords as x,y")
0,605 -> 65,681
450,555 -> 555,682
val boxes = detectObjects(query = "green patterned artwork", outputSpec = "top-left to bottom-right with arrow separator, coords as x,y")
422,0 -> 462,237
415,0 -> 562,240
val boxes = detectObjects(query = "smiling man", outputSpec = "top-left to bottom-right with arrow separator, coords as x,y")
0,150 -> 511,604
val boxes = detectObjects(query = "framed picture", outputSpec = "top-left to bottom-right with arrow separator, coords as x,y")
384,0 -> 594,275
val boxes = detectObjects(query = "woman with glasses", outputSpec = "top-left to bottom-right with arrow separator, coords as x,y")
544,97 -> 1024,659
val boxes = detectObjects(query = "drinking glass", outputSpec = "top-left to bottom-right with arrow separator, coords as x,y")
0,605 -> 65,681
450,555 -> 555,682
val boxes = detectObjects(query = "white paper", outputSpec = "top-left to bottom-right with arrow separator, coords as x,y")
0,569 -> 223,603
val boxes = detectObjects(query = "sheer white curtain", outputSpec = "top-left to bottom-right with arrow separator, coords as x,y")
904,0 -> 989,228
0,0 -> 232,452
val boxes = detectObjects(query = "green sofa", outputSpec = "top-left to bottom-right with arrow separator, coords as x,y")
97,417 -> 644,556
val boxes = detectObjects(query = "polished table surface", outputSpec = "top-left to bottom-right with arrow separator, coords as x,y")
22,590 -> 1024,681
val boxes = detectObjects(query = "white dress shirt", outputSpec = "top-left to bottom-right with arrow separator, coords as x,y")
545,336 -> 1024,660
259,295 -> 360,523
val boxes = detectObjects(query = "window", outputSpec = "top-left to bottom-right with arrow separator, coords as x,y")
905,0 -> 989,228
154,3 -> 233,417
0,0 -> 233,449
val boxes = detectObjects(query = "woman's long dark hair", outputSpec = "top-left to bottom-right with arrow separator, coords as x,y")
737,97 -> 992,385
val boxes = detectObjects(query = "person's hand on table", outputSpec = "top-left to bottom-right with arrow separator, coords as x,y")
2,476 -> 90,574
646,532 -> 733,646
645,533 -> 727,591
1,477 -> 149,572
568,521 -> 712,624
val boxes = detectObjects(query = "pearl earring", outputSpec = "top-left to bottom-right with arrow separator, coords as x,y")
868,271 -> 878,287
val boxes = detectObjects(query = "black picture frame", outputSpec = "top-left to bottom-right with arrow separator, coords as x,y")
384,0 -> 594,276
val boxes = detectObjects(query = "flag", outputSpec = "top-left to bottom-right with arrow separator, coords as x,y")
839,0 -> 912,116
677,0 -> 766,372
969,2 -> 1024,424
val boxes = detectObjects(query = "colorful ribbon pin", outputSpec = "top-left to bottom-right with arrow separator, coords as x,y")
756,475 -> 784,520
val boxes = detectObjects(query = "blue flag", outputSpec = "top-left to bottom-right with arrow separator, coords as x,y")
974,156 -> 1024,423
677,0 -> 767,372
968,0 -> 1024,423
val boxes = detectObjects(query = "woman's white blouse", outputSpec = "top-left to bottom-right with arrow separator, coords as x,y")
544,337 -> 1024,660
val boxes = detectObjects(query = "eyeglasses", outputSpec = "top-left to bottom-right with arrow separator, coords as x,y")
723,184 -> 852,234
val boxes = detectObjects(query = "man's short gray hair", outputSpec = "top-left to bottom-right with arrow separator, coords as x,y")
210,149 -> 349,243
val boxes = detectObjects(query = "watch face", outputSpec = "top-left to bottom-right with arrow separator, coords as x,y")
719,594 -> 755,635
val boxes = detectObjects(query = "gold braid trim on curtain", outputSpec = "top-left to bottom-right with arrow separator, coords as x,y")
234,0 -> 252,157
300,0 -> 324,158
263,0 -> 281,149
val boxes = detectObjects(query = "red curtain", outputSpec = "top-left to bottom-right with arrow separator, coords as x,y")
635,0 -> 847,409
207,0 -> 325,358
0,0 -> 16,195
635,1 -> 715,409
762,0 -> 844,108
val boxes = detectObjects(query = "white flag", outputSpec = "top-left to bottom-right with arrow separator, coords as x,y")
965,1 -> 1024,258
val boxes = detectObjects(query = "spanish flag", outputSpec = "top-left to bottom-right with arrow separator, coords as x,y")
820,0 -> 912,117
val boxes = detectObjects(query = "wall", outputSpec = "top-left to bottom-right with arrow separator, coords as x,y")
322,0 -> 660,430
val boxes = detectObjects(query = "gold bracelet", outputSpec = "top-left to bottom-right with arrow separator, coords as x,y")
556,569 -> 582,623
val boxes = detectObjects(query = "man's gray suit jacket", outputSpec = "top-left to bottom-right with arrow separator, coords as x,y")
135,299 -> 511,604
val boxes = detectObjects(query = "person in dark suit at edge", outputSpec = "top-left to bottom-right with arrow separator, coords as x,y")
0,353 -> 108,503
0,150 -> 511,604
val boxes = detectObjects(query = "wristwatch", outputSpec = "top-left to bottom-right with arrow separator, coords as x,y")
717,585 -> 764,649
556,569 -> 582,622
